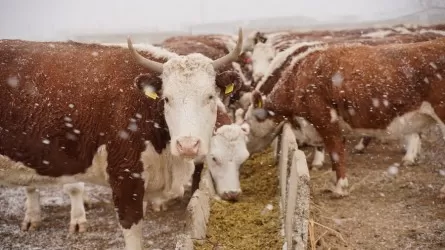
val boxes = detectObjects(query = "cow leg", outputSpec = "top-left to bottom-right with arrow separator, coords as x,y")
191,163 -> 204,194
63,182 -> 87,233
21,187 -> 41,231
311,146 -> 325,169
324,135 -> 349,197
353,136 -> 373,154
401,133 -> 421,166
108,158 -> 145,250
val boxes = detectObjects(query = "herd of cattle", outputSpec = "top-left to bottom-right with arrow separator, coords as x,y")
0,23 -> 445,249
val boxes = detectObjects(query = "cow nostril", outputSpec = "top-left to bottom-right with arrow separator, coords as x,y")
194,140 -> 200,148
176,141 -> 183,150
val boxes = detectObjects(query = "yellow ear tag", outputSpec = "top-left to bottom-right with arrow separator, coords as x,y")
257,99 -> 262,108
225,83 -> 234,95
144,90 -> 158,100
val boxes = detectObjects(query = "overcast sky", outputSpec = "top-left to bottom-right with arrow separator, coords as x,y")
0,0 -> 424,41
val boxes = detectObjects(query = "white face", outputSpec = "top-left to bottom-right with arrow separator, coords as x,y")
243,104 -> 279,154
206,124 -> 250,200
251,43 -> 276,83
162,54 -> 219,159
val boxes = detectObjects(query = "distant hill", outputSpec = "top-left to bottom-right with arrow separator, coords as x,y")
188,15 -> 320,34
68,8 -> 445,43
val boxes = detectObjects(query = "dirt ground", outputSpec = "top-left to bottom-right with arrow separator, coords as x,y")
308,125 -> 445,250
0,184 -> 191,250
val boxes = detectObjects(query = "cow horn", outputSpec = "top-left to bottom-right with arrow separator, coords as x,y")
212,28 -> 243,70
127,36 -> 163,74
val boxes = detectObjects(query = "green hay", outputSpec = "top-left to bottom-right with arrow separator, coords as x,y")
195,148 -> 282,250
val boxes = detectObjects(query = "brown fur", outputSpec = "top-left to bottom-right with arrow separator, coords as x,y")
258,38 -> 445,183
258,33 -> 445,95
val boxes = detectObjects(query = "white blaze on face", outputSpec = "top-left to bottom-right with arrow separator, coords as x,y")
206,124 -> 250,198
251,43 -> 276,83
162,54 -> 219,158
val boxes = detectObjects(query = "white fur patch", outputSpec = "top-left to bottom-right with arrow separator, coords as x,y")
161,53 -> 218,158
361,30 -> 393,38
255,41 -> 324,91
141,141 -> 194,212
98,42 -> 178,59
122,221 -> 143,250
207,124 -> 250,196
419,29 -> 445,36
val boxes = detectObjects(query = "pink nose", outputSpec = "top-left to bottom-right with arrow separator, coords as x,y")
221,190 -> 242,201
176,136 -> 200,158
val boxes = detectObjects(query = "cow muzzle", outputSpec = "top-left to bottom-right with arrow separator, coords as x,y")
176,136 -> 201,158
221,190 -> 242,201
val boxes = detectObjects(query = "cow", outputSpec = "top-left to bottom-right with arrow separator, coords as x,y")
241,33 -> 445,167
243,38 -> 445,197
0,27 -> 243,250
249,26 -> 445,85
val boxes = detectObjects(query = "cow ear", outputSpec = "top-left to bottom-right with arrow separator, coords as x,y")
240,123 -> 250,135
251,90 -> 264,109
215,71 -> 242,97
134,73 -> 163,100
255,32 -> 267,44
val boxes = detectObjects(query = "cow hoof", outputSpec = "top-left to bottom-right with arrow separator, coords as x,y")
69,221 -> 87,233
311,164 -> 324,171
21,220 -> 40,231
331,178 -> 349,197
402,159 -> 418,166
151,202 -> 168,212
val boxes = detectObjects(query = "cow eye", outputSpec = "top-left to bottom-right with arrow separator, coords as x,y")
208,95 -> 214,100
164,97 -> 169,103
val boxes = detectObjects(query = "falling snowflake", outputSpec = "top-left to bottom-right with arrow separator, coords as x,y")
42,139 -> 50,144
331,71 -> 344,87
387,163 -> 400,176
119,130 -> 129,140
66,133 -> 77,141
429,62 -> 437,70
6,76 -> 19,88
372,98 -> 380,108
331,152 -> 339,163
68,104 -> 75,109
330,109 -> 338,123
128,123 -> 138,132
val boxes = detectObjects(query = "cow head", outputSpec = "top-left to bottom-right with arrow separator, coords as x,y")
128,28 -> 243,159
243,31 -> 268,52
242,90 -> 285,154
251,42 -> 276,83
207,124 -> 250,201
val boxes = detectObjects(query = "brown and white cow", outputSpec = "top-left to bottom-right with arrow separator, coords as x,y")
242,32 -> 445,167
0,28 -> 243,250
244,38 -> 445,197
